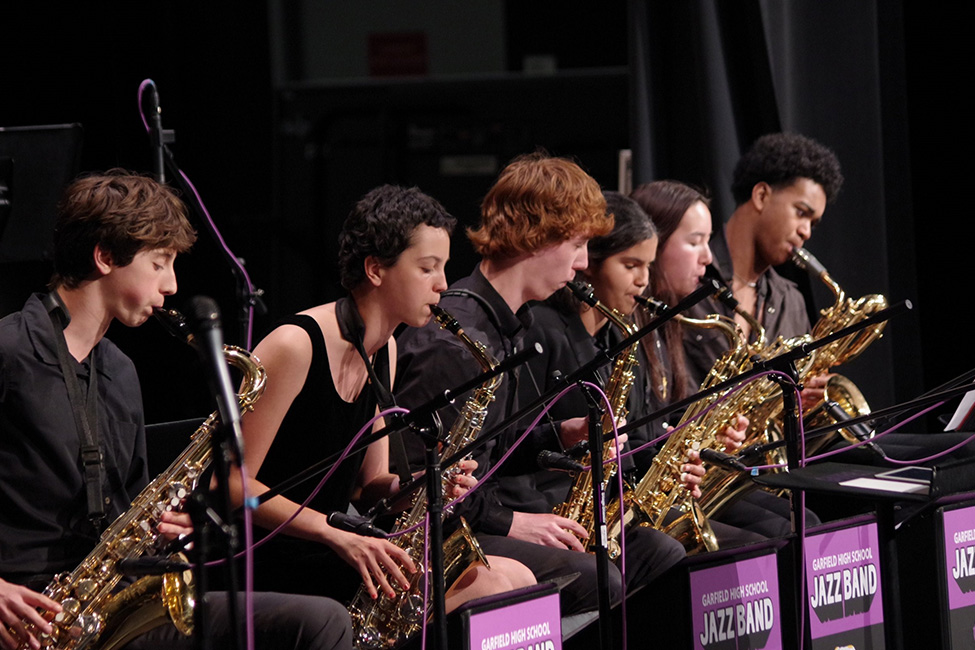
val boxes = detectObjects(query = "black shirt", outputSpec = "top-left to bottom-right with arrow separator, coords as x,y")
513,298 -> 651,511
395,267 -> 559,536
0,294 -> 147,582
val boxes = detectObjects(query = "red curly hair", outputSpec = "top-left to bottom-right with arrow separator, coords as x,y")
468,153 -> 612,259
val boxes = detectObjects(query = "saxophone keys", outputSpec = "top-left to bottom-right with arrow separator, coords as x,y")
354,624 -> 384,649
37,627 -> 57,648
398,592 -> 424,625
67,613 -> 101,645
57,598 -> 81,621
75,579 -> 98,601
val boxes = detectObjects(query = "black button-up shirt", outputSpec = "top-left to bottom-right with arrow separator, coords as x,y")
395,267 -> 557,536
0,294 -> 147,582
683,230 -> 812,387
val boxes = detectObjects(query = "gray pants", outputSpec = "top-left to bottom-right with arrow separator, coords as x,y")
126,591 -> 352,650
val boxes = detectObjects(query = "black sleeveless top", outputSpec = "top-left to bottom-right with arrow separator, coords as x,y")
252,314 -> 386,597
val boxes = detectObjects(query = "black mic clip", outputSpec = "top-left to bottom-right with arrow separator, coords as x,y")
537,449 -> 586,474
119,556 -> 192,577
564,439 -> 590,459
327,511 -> 388,539
699,448 -> 751,473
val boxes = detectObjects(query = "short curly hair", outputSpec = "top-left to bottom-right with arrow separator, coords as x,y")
338,185 -> 456,290
51,170 -> 196,289
730,133 -> 844,206
467,152 -> 612,259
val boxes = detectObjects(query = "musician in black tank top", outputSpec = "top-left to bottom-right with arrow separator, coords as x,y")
230,185 -> 534,607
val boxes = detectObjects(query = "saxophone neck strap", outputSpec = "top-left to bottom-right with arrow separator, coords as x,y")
335,295 -> 411,483
44,291 -> 105,529
440,288 -> 563,447
439,288 -> 512,356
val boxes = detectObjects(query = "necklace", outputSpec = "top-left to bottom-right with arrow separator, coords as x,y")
733,273 -> 758,289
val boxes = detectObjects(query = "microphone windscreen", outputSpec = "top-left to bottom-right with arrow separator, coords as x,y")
187,296 -> 220,330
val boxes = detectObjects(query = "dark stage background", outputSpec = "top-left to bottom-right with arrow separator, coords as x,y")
1,1 -> 970,430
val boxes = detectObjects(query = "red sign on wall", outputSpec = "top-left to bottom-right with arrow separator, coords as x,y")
368,32 -> 428,77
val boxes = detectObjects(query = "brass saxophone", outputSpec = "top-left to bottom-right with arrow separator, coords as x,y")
789,247 -> 886,454
696,248 -> 887,518
349,305 -> 496,650
12,308 -> 266,650
551,281 -> 638,559
607,300 -> 752,555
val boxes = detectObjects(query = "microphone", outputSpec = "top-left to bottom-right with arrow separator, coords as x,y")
327,511 -> 388,539
699,448 -> 750,473
120,556 -> 192,577
537,449 -> 586,474
149,82 -> 165,184
822,401 -> 888,459
187,296 -> 243,457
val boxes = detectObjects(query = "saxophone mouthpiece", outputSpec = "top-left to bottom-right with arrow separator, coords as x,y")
712,284 -> 740,311
153,307 -> 195,344
431,304 -> 462,336
791,247 -> 828,277
634,294 -> 667,315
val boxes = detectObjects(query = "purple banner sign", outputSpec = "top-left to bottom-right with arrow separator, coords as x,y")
690,552 -> 782,649
804,521 -> 884,647
943,505 -> 975,609
469,591 -> 561,650
942,504 -> 975,647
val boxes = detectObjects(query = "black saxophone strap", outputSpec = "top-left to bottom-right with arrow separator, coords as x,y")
440,288 -> 563,446
44,292 -> 105,528
439,288 -> 511,356
335,295 -> 411,484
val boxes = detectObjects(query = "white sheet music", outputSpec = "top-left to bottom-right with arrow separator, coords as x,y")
945,385 -> 975,431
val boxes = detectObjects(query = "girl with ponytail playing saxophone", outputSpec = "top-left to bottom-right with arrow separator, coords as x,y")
229,186 -> 533,613
631,179 -> 820,540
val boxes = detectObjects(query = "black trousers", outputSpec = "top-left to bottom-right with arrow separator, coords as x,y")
476,525 -> 684,616
714,490 -> 821,539
126,591 -> 353,650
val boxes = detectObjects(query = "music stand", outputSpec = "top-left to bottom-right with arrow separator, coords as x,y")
0,123 -> 83,314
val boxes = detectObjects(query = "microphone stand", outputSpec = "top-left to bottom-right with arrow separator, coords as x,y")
146,88 -> 265,347
402,410 -> 449,650
581,384 -> 613,650
187,420 -> 243,650
151,306 -> 243,650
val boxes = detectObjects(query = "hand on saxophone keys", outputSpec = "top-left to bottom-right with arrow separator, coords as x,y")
508,511 -> 589,552
326,526 -> 417,601
156,510 -> 194,543
446,459 -> 478,498
717,415 -> 749,453
0,577 -> 61,650
680,447 -> 706,500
